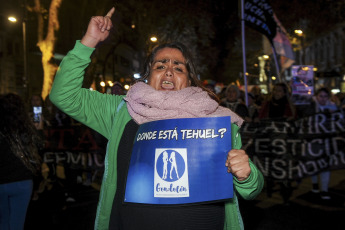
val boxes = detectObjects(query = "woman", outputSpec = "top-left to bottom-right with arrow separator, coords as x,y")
303,87 -> 338,200
221,84 -> 250,122
258,83 -> 296,203
247,93 -> 260,123
259,83 -> 296,121
50,8 -> 263,230
0,93 -> 42,230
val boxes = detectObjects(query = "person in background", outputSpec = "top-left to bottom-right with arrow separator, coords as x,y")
250,85 -> 264,107
29,94 -> 57,201
259,83 -> 296,121
30,94 -> 47,129
221,84 -> 250,122
239,89 -> 246,104
247,93 -> 260,123
49,7 -> 263,230
258,83 -> 296,203
203,79 -> 217,95
111,82 -> 125,95
302,87 -> 339,200
0,93 -> 42,230
340,93 -> 345,112
333,92 -> 345,111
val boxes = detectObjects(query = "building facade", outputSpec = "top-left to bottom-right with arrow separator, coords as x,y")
303,22 -> 345,92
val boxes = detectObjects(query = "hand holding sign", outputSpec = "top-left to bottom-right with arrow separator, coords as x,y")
226,149 -> 251,181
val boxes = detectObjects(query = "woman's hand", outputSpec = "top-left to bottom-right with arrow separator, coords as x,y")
81,7 -> 115,48
225,149 -> 251,181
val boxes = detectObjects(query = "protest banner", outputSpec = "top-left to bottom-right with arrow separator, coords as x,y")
244,0 -> 277,42
290,65 -> 314,105
241,111 -> 345,181
40,126 -> 107,187
38,110 -> 345,192
124,116 -> 233,205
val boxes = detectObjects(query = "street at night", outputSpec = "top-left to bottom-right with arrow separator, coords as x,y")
1,1 -> 345,230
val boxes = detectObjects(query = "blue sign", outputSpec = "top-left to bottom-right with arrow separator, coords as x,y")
124,116 -> 233,205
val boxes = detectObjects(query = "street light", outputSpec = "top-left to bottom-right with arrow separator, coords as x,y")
8,14 -> 28,96
150,36 -> 158,42
8,16 -> 17,22
294,29 -> 304,64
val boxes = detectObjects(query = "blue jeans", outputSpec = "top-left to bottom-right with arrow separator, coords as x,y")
0,180 -> 33,230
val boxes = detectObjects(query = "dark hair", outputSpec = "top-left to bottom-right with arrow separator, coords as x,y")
0,93 -> 42,173
140,42 -> 219,102
273,82 -> 290,96
315,87 -> 330,97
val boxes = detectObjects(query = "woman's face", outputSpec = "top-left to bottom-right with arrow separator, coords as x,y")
226,88 -> 238,102
273,86 -> 285,100
316,91 -> 329,105
148,48 -> 190,91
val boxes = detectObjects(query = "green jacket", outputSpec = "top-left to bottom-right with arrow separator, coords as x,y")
50,41 -> 264,230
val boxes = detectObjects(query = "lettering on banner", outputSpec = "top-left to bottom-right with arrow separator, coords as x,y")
136,127 -> 228,142
242,112 -> 345,180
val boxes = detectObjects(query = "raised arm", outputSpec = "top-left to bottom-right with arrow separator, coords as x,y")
49,8 -> 124,139
81,7 -> 115,48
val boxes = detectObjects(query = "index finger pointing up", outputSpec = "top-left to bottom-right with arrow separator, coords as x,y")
105,7 -> 115,18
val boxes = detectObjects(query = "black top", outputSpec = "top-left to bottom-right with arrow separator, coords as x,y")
268,97 -> 289,118
0,135 -> 33,184
221,100 -> 249,120
109,120 -> 225,230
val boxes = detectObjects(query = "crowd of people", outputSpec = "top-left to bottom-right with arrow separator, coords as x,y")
214,82 -> 344,202
1,7 -> 345,230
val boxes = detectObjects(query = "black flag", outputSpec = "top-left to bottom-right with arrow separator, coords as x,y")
244,0 -> 277,42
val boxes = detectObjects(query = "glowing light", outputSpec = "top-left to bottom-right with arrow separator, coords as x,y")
263,55 -> 269,59
150,36 -> 158,42
133,73 -> 141,79
124,84 -> 130,90
313,67 -> 318,71
131,24 -> 136,29
100,81 -> 106,87
331,89 -> 340,94
8,16 -> 17,22
272,76 -> 276,80
108,81 -> 113,87
294,30 -> 303,36
302,66 -> 309,71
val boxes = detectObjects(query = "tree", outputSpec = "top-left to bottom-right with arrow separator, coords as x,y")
28,0 -> 62,100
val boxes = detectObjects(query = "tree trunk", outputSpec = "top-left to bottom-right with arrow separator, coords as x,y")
32,0 -> 62,100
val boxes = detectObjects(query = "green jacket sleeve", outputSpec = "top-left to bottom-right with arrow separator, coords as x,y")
50,40 -> 123,139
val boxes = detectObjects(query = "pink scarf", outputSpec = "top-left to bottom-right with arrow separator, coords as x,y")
124,82 -> 244,127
